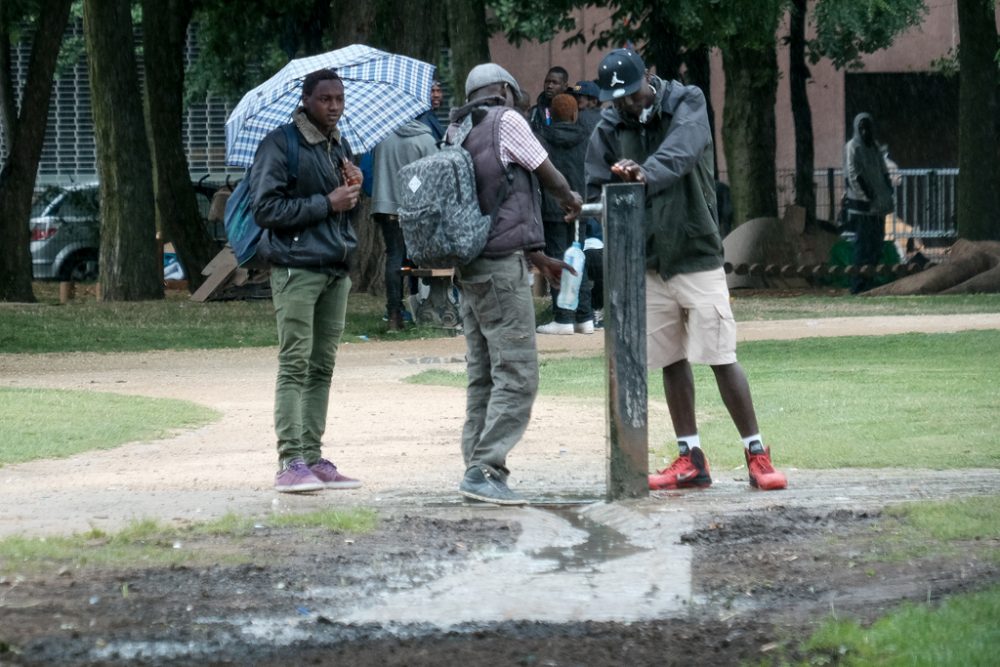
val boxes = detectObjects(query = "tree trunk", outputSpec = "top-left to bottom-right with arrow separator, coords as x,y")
866,239 -> 1000,295
328,0 -> 376,48
721,42 -> 779,227
0,11 -> 16,148
377,0 -> 439,64
683,45 -> 717,179
789,0 -> 816,228
0,0 -> 73,302
83,0 -> 161,301
645,11 -> 684,81
956,0 -> 999,241
445,0 -> 490,106
143,0 -> 216,293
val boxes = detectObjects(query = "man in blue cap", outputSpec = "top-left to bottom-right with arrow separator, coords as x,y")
571,80 -> 602,134
585,48 -> 788,493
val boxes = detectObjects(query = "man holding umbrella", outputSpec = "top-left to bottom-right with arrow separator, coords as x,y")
250,68 -> 365,493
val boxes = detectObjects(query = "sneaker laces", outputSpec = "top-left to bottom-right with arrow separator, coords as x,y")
747,451 -> 776,475
656,452 -> 692,475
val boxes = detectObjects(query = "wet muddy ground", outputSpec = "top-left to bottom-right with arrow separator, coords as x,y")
3,504 -> 997,666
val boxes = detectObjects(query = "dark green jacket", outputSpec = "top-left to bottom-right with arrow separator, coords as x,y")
585,76 -> 721,279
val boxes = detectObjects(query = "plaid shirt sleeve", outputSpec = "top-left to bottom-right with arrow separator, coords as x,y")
498,109 -> 548,171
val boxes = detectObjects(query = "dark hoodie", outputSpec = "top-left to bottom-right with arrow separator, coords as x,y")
536,120 -> 589,222
528,92 -> 553,131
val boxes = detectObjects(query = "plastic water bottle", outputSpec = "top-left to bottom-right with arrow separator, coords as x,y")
556,240 -> 586,311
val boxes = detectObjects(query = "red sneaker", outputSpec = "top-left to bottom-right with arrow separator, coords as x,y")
649,444 -> 712,490
745,441 -> 787,490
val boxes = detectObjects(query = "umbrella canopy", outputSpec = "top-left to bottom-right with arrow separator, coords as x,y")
225,44 -> 435,169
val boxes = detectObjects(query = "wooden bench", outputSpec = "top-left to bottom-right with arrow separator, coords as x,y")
405,267 -> 460,328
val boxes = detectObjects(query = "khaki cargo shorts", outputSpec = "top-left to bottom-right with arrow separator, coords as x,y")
646,267 -> 737,368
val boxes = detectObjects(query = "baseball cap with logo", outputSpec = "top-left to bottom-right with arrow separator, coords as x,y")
571,80 -> 600,100
596,48 -> 646,102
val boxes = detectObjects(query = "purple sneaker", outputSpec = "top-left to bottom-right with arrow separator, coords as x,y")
274,458 -> 324,493
310,458 -> 362,490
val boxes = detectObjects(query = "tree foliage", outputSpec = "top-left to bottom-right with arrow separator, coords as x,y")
187,0 -> 335,101
810,0 -> 927,69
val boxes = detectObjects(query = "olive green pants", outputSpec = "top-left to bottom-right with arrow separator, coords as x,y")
457,254 -> 539,480
270,267 -> 351,467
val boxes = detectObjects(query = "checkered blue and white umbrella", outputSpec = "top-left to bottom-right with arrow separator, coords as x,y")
225,44 -> 435,168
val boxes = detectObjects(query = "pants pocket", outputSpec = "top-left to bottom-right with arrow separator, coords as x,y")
460,275 -> 503,327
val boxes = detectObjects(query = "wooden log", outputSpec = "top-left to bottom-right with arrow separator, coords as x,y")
603,183 -> 648,500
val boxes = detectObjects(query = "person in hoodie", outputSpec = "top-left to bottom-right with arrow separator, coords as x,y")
371,117 -> 438,330
585,48 -> 788,494
843,112 -> 894,294
528,66 -> 569,131
536,93 -> 596,335
250,68 -> 364,493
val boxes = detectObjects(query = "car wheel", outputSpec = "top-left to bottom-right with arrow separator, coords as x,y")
61,250 -> 99,282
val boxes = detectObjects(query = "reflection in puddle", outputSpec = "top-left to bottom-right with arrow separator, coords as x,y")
530,507 -> 646,572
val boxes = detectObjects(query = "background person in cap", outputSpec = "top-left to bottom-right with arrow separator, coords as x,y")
571,80 -> 602,134
585,48 -> 788,493
535,93 -> 595,336
528,65 -> 570,131
450,62 -> 583,505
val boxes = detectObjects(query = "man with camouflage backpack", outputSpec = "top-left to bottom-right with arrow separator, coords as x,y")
451,63 -> 582,505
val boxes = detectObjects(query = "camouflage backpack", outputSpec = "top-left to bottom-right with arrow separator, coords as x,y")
397,116 -> 493,268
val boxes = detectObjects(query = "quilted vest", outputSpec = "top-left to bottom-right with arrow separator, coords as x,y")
458,105 -> 544,257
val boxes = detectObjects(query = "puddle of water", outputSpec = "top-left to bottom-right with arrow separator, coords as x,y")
530,507 -> 645,572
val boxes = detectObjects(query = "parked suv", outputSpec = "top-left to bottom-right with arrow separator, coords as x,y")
30,180 -> 221,281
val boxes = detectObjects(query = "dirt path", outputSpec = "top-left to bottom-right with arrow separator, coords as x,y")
1,313 -> 999,538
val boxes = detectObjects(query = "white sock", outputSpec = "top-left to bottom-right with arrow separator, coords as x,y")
742,434 -> 763,450
678,434 -> 701,450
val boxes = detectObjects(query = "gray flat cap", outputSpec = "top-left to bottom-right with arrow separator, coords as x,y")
465,63 -> 520,98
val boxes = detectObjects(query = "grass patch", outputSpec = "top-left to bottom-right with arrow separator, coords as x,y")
802,585 -> 1000,666
0,288 -> 453,354
871,495 -> 1000,562
0,388 -> 220,466
0,509 -> 378,576
3,286 -> 998,355
407,330 -> 1000,471
729,292 -> 1000,321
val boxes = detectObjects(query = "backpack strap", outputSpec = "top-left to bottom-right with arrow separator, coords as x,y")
447,115 -> 474,147
281,123 -> 300,185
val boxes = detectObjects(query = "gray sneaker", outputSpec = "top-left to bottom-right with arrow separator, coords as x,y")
459,466 -> 526,505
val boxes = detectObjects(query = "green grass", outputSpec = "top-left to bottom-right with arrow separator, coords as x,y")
0,388 -> 220,466
2,285 -> 997,354
781,495 -> 1000,665
408,330 -> 1000,471
801,585 -> 1000,666
0,287 -> 453,354
0,509 -> 378,575
729,292 -> 1000,321
871,495 -> 1000,562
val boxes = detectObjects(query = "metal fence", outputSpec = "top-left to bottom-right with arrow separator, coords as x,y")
766,167 -> 959,253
